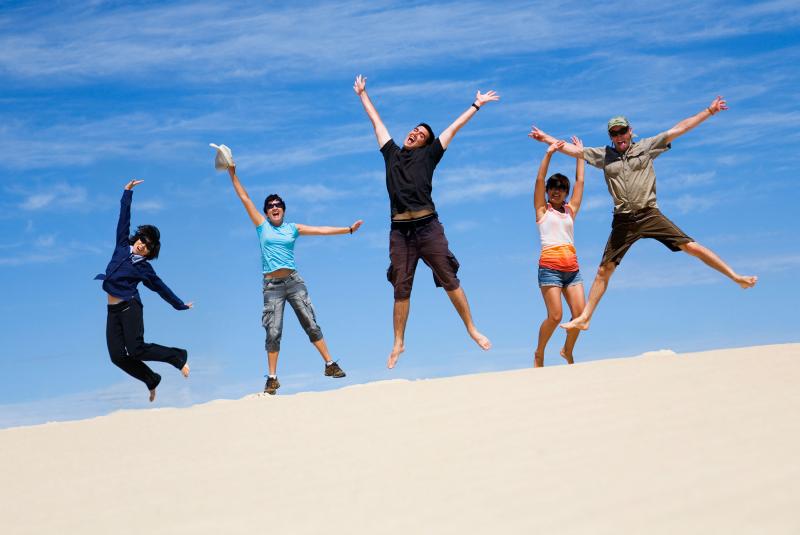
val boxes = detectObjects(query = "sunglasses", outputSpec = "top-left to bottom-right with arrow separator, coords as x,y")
608,126 -> 629,137
266,202 -> 285,210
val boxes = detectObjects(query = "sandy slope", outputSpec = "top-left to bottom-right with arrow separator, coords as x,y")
2,344 -> 799,534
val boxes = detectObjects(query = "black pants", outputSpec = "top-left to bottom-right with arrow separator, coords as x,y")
106,299 -> 187,390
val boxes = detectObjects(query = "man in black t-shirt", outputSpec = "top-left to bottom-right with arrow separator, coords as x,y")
354,74 -> 498,369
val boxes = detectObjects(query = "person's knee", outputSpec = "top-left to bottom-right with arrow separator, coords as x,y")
681,241 -> 701,255
109,353 -> 127,367
126,344 -> 147,359
394,287 -> 412,300
597,262 -> 616,280
547,310 -> 563,323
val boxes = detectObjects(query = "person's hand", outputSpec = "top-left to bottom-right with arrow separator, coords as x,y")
474,90 -> 499,107
184,302 -> 194,309
570,136 -> 583,150
124,179 -> 144,190
350,220 -> 364,233
546,140 -> 564,154
528,125 -> 546,142
353,75 -> 367,96
708,95 -> 728,115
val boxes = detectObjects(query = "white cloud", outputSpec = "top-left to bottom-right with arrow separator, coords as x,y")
19,183 -> 89,211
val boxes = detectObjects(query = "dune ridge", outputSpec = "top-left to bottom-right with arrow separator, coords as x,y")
2,343 -> 799,534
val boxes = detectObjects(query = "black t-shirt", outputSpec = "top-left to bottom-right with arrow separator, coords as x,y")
380,138 -> 446,216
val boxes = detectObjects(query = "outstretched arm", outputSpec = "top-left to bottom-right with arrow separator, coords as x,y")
665,96 -> 728,143
567,136 -> 585,217
354,75 -> 391,148
439,90 -> 499,149
227,166 -> 266,227
529,126 -> 583,159
142,268 -> 193,310
534,140 -> 563,220
296,220 -> 363,236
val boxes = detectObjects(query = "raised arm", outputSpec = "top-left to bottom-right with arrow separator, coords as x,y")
439,90 -> 499,149
354,75 -> 391,148
665,96 -> 728,143
529,126 -> 583,159
534,140 -> 563,221
117,179 -> 143,246
296,220 -> 363,236
567,136 -> 585,217
227,165 -> 266,227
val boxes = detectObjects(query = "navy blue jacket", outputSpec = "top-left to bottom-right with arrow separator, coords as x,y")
95,190 -> 188,310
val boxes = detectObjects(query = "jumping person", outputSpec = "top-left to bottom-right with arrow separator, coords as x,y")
353,74 -> 497,369
533,138 -> 586,367
95,179 -> 192,402
529,96 -> 757,332
225,162 -> 362,395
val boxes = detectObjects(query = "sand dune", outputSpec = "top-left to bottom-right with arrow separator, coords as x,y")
2,344 -> 799,534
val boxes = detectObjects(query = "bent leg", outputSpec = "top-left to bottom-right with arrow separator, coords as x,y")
561,262 -> 616,331
446,287 -> 491,350
561,282 -> 586,363
534,286 -> 563,367
679,241 -> 757,288
107,302 -> 162,393
121,300 -> 188,370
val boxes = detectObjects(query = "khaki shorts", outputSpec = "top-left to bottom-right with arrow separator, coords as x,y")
601,207 -> 693,266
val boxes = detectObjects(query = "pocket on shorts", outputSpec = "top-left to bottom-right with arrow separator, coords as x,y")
386,263 -> 394,283
301,295 -> 318,323
261,300 -> 276,327
447,253 -> 460,275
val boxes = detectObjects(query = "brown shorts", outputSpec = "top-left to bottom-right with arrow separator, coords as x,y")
601,207 -> 693,266
387,215 -> 460,299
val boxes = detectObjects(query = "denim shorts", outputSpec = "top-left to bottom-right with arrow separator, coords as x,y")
262,272 -> 323,352
538,267 -> 583,288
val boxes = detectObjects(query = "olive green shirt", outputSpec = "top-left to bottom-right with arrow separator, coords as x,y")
583,131 -> 671,214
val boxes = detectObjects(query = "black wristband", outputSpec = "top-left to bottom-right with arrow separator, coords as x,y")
471,103 -> 480,111
349,226 -> 353,234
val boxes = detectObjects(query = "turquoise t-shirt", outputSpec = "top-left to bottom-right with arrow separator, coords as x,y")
256,221 -> 299,273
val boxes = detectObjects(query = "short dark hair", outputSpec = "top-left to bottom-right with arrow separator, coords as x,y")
417,123 -> 435,146
545,173 -> 570,196
264,194 -> 286,214
130,224 -> 161,260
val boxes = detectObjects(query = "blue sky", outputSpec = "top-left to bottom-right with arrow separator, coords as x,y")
1,0 -> 798,427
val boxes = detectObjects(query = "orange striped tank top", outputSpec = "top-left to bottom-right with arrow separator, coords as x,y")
536,203 -> 579,272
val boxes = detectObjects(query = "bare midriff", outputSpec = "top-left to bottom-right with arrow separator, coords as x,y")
265,268 -> 296,279
392,208 -> 434,221
107,294 -> 125,305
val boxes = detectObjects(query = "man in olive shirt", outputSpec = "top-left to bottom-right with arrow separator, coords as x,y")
530,96 -> 757,331
354,74 -> 498,368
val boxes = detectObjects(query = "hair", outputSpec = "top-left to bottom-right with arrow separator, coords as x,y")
545,173 -> 571,197
264,193 -> 286,214
417,122 -> 435,146
130,224 -> 161,260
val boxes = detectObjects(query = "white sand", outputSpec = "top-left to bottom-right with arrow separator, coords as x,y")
2,344 -> 799,534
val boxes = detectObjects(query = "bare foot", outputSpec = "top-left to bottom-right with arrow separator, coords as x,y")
533,352 -> 544,368
735,275 -> 757,289
149,388 -> 156,402
181,364 -> 190,378
387,344 -> 405,369
560,347 -> 574,365
560,317 -> 590,331
469,329 -> 492,350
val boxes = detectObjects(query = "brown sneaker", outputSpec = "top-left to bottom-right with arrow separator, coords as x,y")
264,376 -> 280,395
324,361 -> 346,378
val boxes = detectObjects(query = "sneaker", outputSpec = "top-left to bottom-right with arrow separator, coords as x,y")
264,376 -> 280,395
324,361 -> 346,378
209,143 -> 235,171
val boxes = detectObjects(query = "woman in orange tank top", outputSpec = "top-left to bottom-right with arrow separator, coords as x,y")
532,138 -> 586,367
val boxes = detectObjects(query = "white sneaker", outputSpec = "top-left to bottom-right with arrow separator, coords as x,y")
209,143 -> 235,171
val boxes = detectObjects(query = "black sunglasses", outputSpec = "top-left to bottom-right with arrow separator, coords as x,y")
609,126 -> 629,137
266,202 -> 285,210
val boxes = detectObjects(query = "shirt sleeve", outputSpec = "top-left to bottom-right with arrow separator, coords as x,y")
639,131 -> 672,160
116,190 -> 133,247
290,223 -> 299,238
380,138 -> 398,162
427,138 -> 445,167
141,264 -> 189,310
583,146 -> 607,169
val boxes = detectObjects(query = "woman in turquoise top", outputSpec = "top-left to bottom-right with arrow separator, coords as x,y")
227,164 -> 363,395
